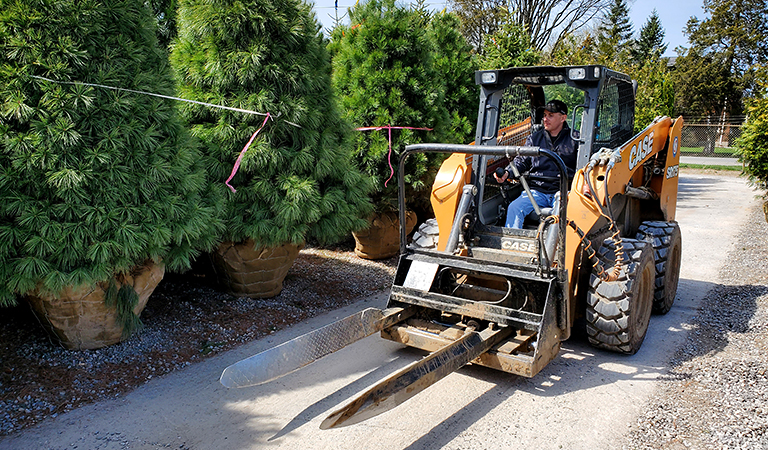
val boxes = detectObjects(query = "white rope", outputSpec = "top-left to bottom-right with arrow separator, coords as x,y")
31,75 -> 279,119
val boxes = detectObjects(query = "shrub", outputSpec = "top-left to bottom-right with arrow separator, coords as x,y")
0,0 -> 222,307
737,89 -> 768,192
329,0 -> 449,212
170,0 -> 372,247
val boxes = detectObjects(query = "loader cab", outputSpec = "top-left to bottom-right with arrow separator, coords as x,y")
472,65 -> 635,228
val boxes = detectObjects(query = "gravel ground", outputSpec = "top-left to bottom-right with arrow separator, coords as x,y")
0,243 -> 397,436
625,203 -> 768,449
2,172 -> 766,447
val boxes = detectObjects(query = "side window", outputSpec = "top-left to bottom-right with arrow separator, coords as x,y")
593,80 -> 635,154
543,84 -> 585,135
497,84 -> 533,146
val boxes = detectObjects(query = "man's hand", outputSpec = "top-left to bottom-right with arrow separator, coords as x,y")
494,168 -> 509,183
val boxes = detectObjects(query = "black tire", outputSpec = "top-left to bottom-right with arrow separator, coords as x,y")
410,218 -> 439,249
585,238 -> 655,354
636,221 -> 682,315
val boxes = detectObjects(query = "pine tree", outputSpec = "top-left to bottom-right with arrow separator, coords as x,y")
0,0 -> 222,307
596,0 -> 634,65
632,9 -> 668,65
479,18 -> 540,70
170,0 -> 372,248
329,0 -> 449,211
427,11 -> 479,143
147,0 -> 178,52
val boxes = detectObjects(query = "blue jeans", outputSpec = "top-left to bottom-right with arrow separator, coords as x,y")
505,190 -> 555,228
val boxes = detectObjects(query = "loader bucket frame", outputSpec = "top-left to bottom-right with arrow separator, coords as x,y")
389,144 -> 570,377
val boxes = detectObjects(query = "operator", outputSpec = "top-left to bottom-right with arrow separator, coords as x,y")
494,99 -> 578,228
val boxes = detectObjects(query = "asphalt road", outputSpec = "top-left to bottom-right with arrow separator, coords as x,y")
1,171 -> 760,450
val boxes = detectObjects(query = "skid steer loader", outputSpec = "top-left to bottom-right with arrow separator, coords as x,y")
219,65 -> 684,429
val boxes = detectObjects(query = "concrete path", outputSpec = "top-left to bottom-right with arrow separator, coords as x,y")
0,172 -> 760,450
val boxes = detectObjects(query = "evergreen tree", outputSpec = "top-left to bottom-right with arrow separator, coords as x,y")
632,57 -> 675,133
632,9 -> 667,65
329,0 -> 449,211
146,0 -> 178,53
479,18 -> 540,70
596,0 -> 634,65
170,0 -> 372,248
673,0 -> 768,116
545,32 -> 598,66
427,11 -> 479,143
0,0 -> 221,307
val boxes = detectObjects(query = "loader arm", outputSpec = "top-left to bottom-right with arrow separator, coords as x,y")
564,116 -> 684,308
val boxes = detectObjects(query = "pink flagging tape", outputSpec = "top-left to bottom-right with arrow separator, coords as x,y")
356,125 -> 433,187
225,113 -> 271,193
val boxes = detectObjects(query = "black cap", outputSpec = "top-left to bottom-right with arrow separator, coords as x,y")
541,100 -> 567,115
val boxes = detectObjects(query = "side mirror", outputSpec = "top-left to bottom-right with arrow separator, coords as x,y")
571,104 -> 587,143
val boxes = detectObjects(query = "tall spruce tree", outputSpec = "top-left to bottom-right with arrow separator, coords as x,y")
170,0 -> 372,247
329,0 -> 449,211
0,0 -> 221,307
632,9 -> 668,65
596,0 -> 634,65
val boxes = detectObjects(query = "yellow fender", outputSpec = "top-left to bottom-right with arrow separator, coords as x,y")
430,153 -> 472,251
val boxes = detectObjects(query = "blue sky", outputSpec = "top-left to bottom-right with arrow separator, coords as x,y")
309,0 -> 708,57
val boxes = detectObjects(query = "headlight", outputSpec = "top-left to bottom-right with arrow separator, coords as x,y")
568,67 -> 586,80
480,71 -> 497,84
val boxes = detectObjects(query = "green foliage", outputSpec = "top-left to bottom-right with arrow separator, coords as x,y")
479,18 -> 540,70
632,57 -> 675,133
104,280 -> 142,337
146,0 -> 178,52
0,0 -> 222,307
170,0 -> 372,246
329,0 -> 449,211
542,10 -> 675,134
450,0 -> 608,53
736,69 -> 768,191
427,11 -> 479,143
673,0 -> 768,116
448,0 -> 508,52
596,0 -> 634,66
546,32 -> 598,66
632,9 -> 667,65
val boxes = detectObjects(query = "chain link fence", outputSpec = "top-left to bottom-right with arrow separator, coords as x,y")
680,115 -> 746,157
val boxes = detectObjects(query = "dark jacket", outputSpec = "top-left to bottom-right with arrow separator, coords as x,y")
506,124 -> 578,194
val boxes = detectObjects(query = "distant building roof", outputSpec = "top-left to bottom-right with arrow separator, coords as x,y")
665,56 -> 678,68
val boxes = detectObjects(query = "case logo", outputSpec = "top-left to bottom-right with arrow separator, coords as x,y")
628,131 -> 655,171
501,238 -> 537,253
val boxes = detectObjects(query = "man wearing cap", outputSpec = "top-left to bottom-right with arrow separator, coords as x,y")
493,99 -> 578,228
